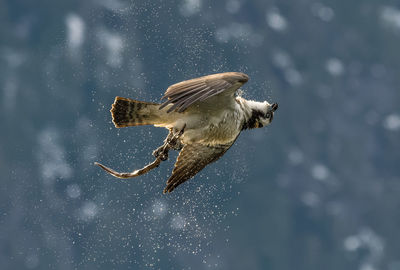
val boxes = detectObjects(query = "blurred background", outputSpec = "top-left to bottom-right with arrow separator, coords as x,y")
1,0 -> 400,269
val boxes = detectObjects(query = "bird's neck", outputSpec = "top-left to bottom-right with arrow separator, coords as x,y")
237,98 -> 266,130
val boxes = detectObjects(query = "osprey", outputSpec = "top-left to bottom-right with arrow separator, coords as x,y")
95,72 -> 278,193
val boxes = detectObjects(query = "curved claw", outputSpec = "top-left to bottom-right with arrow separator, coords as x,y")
152,147 -> 169,161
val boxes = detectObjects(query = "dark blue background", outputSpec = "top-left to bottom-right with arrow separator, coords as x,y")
1,0 -> 400,269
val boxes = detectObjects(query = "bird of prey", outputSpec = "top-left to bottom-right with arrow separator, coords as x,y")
95,72 -> 278,193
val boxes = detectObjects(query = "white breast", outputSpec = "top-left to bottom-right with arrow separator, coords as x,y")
180,101 -> 244,145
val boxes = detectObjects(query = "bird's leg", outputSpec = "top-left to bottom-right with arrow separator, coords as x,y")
153,124 -> 186,160
152,131 -> 174,161
96,139 -> 169,179
95,125 -> 186,179
168,125 -> 185,150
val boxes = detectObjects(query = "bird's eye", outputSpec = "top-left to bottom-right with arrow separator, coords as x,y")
265,112 -> 271,118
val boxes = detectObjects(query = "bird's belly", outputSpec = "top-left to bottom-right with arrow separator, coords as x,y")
181,110 -> 242,145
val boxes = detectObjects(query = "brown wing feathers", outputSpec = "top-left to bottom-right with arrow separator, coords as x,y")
159,72 -> 248,113
163,143 -> 233,193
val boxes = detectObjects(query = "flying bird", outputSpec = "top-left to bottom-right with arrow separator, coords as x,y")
95,72 -> 278,193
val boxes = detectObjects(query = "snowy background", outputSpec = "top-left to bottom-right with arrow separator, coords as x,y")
1,0 -> 400,269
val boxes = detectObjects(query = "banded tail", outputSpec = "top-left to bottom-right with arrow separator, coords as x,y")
111,97 -> 160,127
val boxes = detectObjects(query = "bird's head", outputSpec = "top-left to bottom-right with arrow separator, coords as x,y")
243,101 -> 278,129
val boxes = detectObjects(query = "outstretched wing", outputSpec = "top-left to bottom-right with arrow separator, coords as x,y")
163,142 -> 234,193
159,72 -> 249,113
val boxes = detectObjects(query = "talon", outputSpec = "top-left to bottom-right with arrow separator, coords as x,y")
159,153 -> 168,161
152,148 -> 161,158
153,145 -> 169,160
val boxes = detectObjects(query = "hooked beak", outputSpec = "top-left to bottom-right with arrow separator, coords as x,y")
271,103 -> 278,112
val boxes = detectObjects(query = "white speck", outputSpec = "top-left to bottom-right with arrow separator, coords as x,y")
215,23 -> 259,46
83,144 -> 98,161
311,164 -> 330,181
288,148 -> 304,165
344,235 -> 362,251
381,6 -> 400,30
66,14 -> 85,51
230,22 -> 251,39
284,68 -> 303,86
97,29 -> 124,68
25,253 -> 39,269
180,0 -> 202,17
37,128 -> 72,184
343,228 -> 384,260
266,9 -> 288,32
215,27 -> 230,43
383,114 -> 400,131
215,22 -> 264,47
272,50 -> 292,69
152,200 -> 167,218
97,0 -> 128,14
301,192 -> 319,207
66,184 -> 81,199
360,264 -> 377,270
311,3 -> 335,22
325,58 -> 344,76
79,201 -> 98,221
271,50 -> 302,85
226,0 -> 240,14
171,214 -> 186,230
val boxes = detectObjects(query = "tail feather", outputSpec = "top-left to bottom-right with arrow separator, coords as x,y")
111,97 -> 160,128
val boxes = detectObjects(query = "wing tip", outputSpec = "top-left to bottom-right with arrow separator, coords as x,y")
231,72 -> 249,83
163,184 -> 174,193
